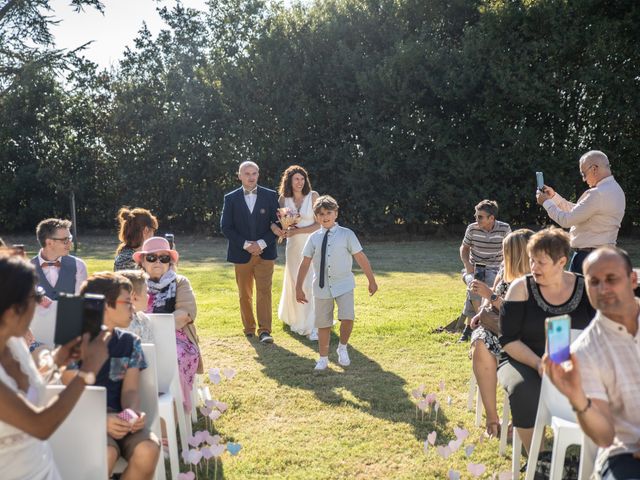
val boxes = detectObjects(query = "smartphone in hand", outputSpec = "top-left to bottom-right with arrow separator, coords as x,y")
546,314 -> 571,364
536,171 -> 545,191
55,293 -> 105,345
165,233 -> 175,249
474,263 -> 486,283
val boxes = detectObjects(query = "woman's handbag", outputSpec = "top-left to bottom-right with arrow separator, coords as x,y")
479,305 -> 501,335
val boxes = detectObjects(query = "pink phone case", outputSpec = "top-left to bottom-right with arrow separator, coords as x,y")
117,408 -> 139,424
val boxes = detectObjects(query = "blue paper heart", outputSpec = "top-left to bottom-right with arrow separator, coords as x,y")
227,442 -> 242,456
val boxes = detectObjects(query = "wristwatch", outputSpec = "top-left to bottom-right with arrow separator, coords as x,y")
490,293 -> 498,303
77,370 -> 96,385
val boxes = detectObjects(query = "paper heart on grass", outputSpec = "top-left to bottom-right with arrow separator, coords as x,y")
210,444 -> 225,457
208,368 -> 221,385
411,384 -> 425,399
439,379 -> 446,391
448,439 -> 462,453
215,401 -> 228,413
465,444 -> 475,457
204,399 -> 216,409
177,472 -> 195,480
226,442 -> 242,456
187,449 -> 203,465
222,367 -> 236,380
448,470 -> 461,480
497,472 -> 513,480
188,435 -> 201,448
427,431 -> 437,446
423,440 -> 429,454
453,427 -> 470,441
206,433 -> 221,445
199,406 -> 211,417
467,463 -> 486,477
201,447 -> 214,460
417,399 -> 428,412
208,410 -> 222,421
436,445 -> 452,459
426,393 -> 437,405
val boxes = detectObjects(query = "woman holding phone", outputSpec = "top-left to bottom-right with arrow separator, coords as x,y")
498,228 -> 594,455
0,251 -> 109,480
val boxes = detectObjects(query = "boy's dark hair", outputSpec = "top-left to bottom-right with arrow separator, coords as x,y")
36,218 -> 72,247
80,272 -> 132,308
475,200 -> 499,218
313,195 -> 339,215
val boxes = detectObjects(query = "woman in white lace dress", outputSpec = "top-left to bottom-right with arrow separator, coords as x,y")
0,252 -> 108,480
273,165 -> 320,338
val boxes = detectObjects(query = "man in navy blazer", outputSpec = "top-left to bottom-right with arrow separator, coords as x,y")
221,161 -> 279,343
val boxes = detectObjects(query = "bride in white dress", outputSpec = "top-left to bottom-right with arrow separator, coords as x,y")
273,166 -> 320,338
0,253 -> 108,480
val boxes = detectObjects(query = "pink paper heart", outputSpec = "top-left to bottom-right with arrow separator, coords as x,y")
195,430 -> 209,444
498,472 -> 513,480
208,410 -> 222,421
199,406 -> 211,417
417,399 -> 428,412
210,444 -> 225,457
427,431 -> 437,446
204,399 -> 216,409
201,447 -> 214,460
208,368 -> 221,385
454,426 -> 470,441
187,435 -> 200,448
436,445 -> 452,459
178,472 -> 195,480
411,384 -> 425,399
448,438 -> 462,453
426,393 -> 436,404
448,470 -> 461,480
468,463 -> 486,477
188,449 -> 203,465
222,367 -> 236,380
465,444 -> 475,457
206,433 -> 221,445
215,401 -> 228,413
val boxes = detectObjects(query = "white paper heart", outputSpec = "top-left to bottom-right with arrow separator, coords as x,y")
206,433 -> 221,445
188,449 -> 203,465
498,472 -> 513,480
436,445 -> 452,459
427,431 -> 437,446
208,368 -> 221,385
448,438 -> 462,453
215,401 -> 228,413
210,444 -> 225,457
454,426 -> 470,441
208,410 -> 222,421
468,463 -> 486,477
222,367 -> 236,380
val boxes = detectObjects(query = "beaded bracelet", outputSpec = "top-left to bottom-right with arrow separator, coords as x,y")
572,397 -> 592,415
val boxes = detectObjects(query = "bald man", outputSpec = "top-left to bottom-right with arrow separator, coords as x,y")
544,247 -> 640,479
536,150 -> 625,274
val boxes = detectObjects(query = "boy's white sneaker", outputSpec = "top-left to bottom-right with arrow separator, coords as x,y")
337,345 -> 350,366
308,329 -> 319,341
314,357 -> 329,371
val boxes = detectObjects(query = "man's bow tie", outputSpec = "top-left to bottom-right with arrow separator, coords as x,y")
244,187 -> 257,195
42,260 -> 61,269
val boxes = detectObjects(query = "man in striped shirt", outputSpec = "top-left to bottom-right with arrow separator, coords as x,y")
458,200 -> 511,342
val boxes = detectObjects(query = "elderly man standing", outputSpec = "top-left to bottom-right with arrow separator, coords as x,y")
221,161 -> 279,344
537,150 -> 625,274
544,247 -> 640,479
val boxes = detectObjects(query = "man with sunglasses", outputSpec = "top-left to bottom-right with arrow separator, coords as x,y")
536,150 -> 626,274
30,218 -> 88,301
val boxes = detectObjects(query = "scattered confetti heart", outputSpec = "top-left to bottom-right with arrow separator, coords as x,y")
177,472 -> 195,480
427,431 -> 437,446
208,368 -> 221,384
465,444 -> 475,457
468,463 -> 486,477
448,438 -> 462,453
412,384 -> 425,399
448,470 -> 461,480
437,445 -> 452,459
208,410 -> 222,421
498,472 -> 513,480
454,427 -> 470,441
226,442 -> 242,456
222,367 -> 237,380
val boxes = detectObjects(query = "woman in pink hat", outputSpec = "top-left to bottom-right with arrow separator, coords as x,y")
134,237 -> 202,412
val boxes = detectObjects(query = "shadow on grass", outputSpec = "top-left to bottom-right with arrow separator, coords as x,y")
248,331 -> 449,441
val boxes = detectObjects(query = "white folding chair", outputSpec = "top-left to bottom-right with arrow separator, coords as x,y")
113,343 -> 167,480
148,313 -> 192,452
30,302 -> 57,346
45,385 -> 108,480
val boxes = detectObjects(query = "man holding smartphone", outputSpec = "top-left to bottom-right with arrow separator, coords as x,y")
536,150 -> 625,274
458,200 -> 511,342
544,247 -> 640,479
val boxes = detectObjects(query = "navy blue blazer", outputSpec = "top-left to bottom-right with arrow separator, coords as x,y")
220,186 -> 279,263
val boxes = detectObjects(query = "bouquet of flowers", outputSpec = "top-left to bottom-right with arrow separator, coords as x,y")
277,207 -> 301,243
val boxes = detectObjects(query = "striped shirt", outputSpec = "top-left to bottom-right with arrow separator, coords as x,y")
462,220 -> 511,267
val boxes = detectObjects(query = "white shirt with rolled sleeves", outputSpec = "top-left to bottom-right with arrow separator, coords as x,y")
302,223 -> 363,300
571,305 -> 640,472
542,176 -> 625,249
36,251 -> 88,294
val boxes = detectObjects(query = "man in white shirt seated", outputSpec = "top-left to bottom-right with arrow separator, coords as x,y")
536,150 -> 625,274
544,247 -> 640,479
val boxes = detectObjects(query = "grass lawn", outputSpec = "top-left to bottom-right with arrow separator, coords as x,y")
8,234 -> 639,479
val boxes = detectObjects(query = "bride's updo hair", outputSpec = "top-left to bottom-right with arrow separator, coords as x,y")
278,165 -> 312,198
116,207 -> 158,254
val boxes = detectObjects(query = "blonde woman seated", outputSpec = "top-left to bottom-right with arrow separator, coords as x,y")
469,228 -> 533,437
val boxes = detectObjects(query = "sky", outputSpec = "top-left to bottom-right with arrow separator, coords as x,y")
49,0 -> 209,70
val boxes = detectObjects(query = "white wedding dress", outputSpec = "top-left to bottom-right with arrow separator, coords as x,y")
278,193 -> 316,335
0,337 -> 61,480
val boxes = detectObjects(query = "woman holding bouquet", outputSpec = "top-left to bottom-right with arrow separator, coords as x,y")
272,165 -> 320,339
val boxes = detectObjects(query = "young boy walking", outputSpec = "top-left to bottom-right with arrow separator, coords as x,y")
296,195 -> 378,371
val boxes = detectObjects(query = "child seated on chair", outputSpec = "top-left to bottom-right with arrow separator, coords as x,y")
119,270 -> 155,343
63,272 -> 160,480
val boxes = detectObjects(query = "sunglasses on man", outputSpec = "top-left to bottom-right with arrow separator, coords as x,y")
145,253 -> 172,264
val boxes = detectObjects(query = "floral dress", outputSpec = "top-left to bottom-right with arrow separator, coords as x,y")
470,280 -> 510,358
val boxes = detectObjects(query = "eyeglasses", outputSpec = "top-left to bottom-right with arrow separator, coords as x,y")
31,286 -> 46,304
50,235 -> 73,245
580,164 -> 596,179
145,253 -> 171,264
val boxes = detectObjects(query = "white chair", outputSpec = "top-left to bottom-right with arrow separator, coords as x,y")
148,314 -> 192,452
467,372 -> 485,428
30,302 -> 57,346
45,385 -> 108,480
113,344 -> 167,480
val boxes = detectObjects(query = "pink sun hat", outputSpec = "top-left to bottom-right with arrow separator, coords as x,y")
132,236 -> 179,264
